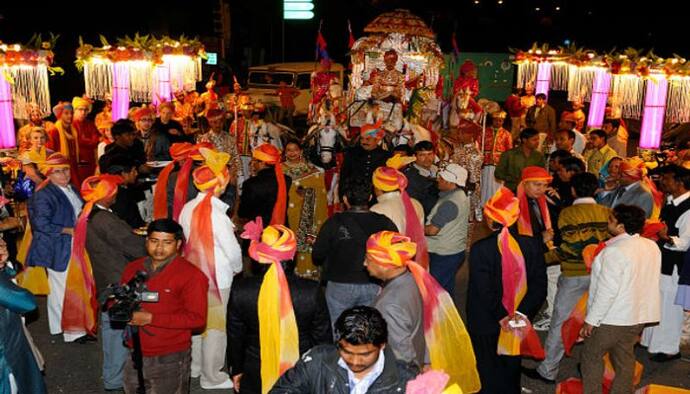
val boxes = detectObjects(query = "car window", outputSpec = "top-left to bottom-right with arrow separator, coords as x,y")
296,73 -> 312,89
248,72 -> 294,87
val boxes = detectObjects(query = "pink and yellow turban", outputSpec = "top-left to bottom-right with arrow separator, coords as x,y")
365,230 -> 481,393
240,217 -> 299,393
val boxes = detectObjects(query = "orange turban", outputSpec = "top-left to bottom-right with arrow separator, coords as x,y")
372,154 -> 429,268
133,107 -> 154,122
484,187 -> 520,228
240,217 -> 299,391
153,142 -> 215,221
38,152 -> 70,176
360,119 -> 385,139
365,230 -> 482,391
517,166 -> 552,237
620,157 -> 646,180
68,174 -> 124,337
253,144 -> 288,225
520,166 -> 553,183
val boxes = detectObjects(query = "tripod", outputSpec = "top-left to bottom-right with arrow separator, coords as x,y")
129,326 -> 146,394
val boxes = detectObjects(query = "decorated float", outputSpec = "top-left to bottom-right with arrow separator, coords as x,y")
0,35 -> 62,149
513,43 -> 690,155
75,34 -> 205,120
347,9 -> 444,133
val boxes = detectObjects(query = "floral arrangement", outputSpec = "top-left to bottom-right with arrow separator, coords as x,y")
75,33 -> 206,71
0,33 -> 64,75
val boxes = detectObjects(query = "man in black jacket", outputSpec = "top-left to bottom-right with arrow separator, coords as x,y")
270,306 -> 418,393
402,141 -> 439,217
338,126 -> 391,197
467,187 -> 547,394
238,145 -> 292,226
227,259 -> 331,393
312,177 -> 397,327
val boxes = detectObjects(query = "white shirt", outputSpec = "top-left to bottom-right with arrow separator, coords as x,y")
179,192 -> 243,289
371,191 -> 424,234
573,129 -> 586,155
338,350 -> 385,394
664,191 -> 690,252
573,197 -> 597,205
58,184 -> 83,218
586,233 -> 661,327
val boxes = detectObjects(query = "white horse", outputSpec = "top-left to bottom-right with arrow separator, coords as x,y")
450,87 -> 481,127
304,112 -> 349,165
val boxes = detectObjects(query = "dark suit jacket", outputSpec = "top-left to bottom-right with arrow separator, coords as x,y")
26,183 -> 82,272
227,272 -> 332,394
599,181 -> 654,219
238,167 -> 292,225
526,104 -> 557,135
466,230 -> 547,335
338,145 -> 391,193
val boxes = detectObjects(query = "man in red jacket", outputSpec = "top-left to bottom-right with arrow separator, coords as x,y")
120,219 -> 208,394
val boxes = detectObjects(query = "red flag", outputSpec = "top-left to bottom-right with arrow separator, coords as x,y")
347,20 -> 355,49
316,31 -> 328,51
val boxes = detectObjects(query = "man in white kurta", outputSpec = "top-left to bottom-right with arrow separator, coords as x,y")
179,149 -> 243,390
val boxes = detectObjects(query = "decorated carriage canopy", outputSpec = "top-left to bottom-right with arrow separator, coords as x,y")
0,35 -> 63,149
349,9 -> 444,129
513,43 -> 690,149
76,34 -> 206,119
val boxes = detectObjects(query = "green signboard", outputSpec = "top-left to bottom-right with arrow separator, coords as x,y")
456,52 -> 514,102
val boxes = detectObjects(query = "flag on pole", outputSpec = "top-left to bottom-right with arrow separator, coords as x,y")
347,19 -> 356,49
451,32 -> 460,58
315,20 -> 329,61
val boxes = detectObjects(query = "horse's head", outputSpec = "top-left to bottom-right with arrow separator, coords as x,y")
318,127 -> 339,164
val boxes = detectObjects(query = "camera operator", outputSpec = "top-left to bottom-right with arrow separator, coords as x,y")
120,219 -> 208,394
82,174 -> 146,391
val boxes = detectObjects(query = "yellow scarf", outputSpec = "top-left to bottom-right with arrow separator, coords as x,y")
55,120 -> 79,161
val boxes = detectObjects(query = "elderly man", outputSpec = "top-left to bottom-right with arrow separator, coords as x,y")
180,149 -> 243,390
26,153 -> 88,343
599,157 -> 656,219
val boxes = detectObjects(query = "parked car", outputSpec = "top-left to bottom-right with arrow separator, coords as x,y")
245,62 -> 345,117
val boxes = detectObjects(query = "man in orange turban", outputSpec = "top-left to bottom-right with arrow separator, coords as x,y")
179,148 -> 242,390
599,157 -> 659,219
71,96 -> 100,183
238,143 -> 292,227
365,230 -> 480,392
467,187 -> 546,393
371,155 -> 427,267
339,119 -> 391,195
81,174 -> 146,390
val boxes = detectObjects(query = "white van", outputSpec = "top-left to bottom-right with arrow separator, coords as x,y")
246,62 -> 345,116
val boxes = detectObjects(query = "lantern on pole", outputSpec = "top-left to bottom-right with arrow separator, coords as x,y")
639,75 -> 668,149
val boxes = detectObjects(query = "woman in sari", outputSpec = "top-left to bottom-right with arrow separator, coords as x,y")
281,140 -> 328,277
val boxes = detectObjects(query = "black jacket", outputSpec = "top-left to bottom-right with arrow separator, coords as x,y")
312,210 -> 397,284
402,165 -> 439,217
466,231 -> 547,335
98,139 -> 147,172
270,345 -> 418,393
238,167 -> 292,225
338,145 -> 391,193
227,273 -> 332,394
111,185 -> 146,229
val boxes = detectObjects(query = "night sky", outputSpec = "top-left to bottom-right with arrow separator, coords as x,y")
1,0 -> 687,99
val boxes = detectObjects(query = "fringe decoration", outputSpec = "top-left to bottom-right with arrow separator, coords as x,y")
5,65 -> 52,119
666,77 -> 690,123
567,66 -> 596,102
550,62 -> 570,91
516,62 -> 538,89
83,62 -> 113,101
611,74 -> 645,119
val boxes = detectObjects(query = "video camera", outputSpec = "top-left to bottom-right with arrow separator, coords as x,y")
101,270 -> 159,323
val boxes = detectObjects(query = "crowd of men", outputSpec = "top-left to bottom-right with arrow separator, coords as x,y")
0,84 -> 689,394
